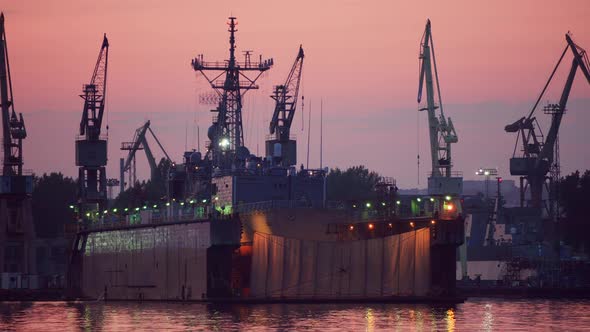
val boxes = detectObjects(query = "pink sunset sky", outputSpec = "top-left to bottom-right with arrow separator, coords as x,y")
2,0 -> 590,189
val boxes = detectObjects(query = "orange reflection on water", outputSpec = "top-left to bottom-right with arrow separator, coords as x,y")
2,299 -> 590,331
446,308 -> 455,332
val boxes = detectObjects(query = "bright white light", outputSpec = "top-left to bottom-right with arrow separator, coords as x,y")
219,138 -> 230,149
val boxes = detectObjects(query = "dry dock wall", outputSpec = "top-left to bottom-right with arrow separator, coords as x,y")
79,222 -> 434,300
250,228 -> 431,298
81,222 -> 210,300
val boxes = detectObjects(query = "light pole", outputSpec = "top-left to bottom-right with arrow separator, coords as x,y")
475,168 -> 498,200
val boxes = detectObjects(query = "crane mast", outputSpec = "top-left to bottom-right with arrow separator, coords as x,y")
505,33 -> 590,216
266,46 -> 304,166
417,19 -> 462,196
0,13 -> 27,178
0,12 -> 35,276
76,35 -> 109,217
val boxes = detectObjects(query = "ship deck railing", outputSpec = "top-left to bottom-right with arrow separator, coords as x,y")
79,211 -> 209,232
235,200 -> 327,213
235,199 -> 459,222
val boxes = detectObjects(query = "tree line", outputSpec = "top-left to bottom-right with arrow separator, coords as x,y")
30,165 -> 590,253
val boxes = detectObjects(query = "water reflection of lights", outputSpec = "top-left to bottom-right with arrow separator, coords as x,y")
482,303 -> 493,331
415,310 -> 424,331
365,308 -> 375,332
4,300 -> 590,330
446,308 -> 455,332
84,306 -> 92,331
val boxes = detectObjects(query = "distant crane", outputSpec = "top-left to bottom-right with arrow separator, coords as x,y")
191,17 -> 273,170
75,34 -> 109,217
266,45 -> 304,166
505,33 -> 590,218
0,13 -> 27,178
417,19 -> 462,197
0,12 -> 35,275
120,120 -> 171,191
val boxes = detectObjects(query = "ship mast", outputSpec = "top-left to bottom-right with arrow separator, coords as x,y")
191,17 -> 273,170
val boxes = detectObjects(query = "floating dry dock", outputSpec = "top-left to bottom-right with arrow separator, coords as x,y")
69,196 -> 464,303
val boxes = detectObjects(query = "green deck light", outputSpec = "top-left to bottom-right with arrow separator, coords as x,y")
396,201 -> 401,205
202,199 -> 207,203
430,198 -> 435,202
69,205 -> 75,209
153,204 -> 157,208
180,202 -> 185,206
124,208 -> 129,212
381,202 -> 386,206
417,198 -> 422,202
143,205 -> 147,210
189,200 -> 195,204
445,195 -> 451,201
366,202 -> 372,208
135,207 -> 140,211
103,210 -> 108,214
166,202 -> 170,207
112,208 -> 118,213
85,212 -> 90,217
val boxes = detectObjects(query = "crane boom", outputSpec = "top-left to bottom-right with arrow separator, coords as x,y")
265,46 -> 304,167
539,34 -> 590,164
121,120 -> 171,188
0,13 -> 35,277
506,32 -> 590,213
269,45 -> 304,139
76,35 -> 110,216
417,19 -> 462,196
0,13 -> 27,177
123,121 -> 151,174
79,34 -> 109,138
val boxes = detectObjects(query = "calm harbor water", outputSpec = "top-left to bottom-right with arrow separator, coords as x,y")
1,298 -> 590,331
